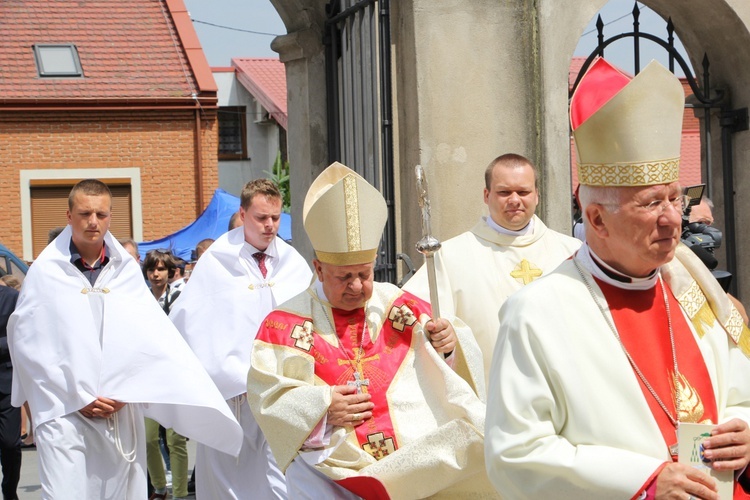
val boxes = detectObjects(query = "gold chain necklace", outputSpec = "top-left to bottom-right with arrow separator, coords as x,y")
574,261 -> 681,450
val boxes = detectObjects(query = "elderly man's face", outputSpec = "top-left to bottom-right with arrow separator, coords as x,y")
314,260 -> 374,311
595,182 -> 683,277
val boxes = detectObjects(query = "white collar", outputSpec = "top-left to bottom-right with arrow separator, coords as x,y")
576,243 -> 659,291
485,215 -> 534,236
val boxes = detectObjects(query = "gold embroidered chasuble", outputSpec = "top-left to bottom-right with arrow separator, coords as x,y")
248,281 -> 495,499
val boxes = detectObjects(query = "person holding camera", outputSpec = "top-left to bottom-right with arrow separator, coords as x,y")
683,197 -> 749,324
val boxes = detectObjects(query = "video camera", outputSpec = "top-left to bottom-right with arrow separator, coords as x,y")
681,184 -> 732,291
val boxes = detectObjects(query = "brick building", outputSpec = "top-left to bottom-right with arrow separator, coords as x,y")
0,0 -> 218,260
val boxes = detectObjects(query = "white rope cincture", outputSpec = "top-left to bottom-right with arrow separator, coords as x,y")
109,404 -> 137,463
232,394 -> 246,465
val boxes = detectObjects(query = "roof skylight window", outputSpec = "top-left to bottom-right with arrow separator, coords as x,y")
33,44 -> 83,78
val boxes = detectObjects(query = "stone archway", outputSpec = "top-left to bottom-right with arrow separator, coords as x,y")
268,0 -> 750,298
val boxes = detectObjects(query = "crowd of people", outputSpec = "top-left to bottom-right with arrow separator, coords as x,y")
0,55 -> 749,500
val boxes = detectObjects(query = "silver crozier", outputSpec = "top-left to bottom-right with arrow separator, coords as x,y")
415,165 -> 442,319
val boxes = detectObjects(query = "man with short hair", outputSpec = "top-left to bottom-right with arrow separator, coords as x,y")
485,58 -> 750,499
169,257 -> 187,291
193,238 -> 213,261
404,153 -> 580,383
248,162 -> 492,498
171,178 -> 312,499
9,179 -> 242,499
227,211 -> 242,232
118,238 -> 141,264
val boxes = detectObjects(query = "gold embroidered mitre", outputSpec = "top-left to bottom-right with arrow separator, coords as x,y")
303,161 -> 388,266
571,58 -> 684,186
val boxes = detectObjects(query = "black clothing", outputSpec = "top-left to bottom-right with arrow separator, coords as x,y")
0,286 -> 20,500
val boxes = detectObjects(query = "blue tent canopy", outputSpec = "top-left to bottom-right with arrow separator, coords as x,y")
138,189 -> 291,261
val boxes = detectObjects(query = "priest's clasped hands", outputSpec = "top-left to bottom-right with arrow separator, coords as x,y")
79,397 -> 126,419
656,418 -> 750,500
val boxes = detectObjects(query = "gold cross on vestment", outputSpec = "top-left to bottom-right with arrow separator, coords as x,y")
290,321 -> 314,352
362,432 -> 396,459
338,354 -> 380,394
510,259 -> 543,285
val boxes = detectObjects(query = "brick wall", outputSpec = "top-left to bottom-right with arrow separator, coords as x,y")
0,108 -> 218,257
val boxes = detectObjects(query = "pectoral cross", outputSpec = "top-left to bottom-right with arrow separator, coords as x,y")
348,372 -> 370,394
338,354 -> 380,394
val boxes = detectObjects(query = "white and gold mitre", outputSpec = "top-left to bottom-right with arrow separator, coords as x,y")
303,161 -> 388,266
570,57 -> 684,186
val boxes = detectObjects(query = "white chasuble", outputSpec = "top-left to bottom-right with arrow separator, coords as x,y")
485,243 -> 750,499
404,215 -> 580,385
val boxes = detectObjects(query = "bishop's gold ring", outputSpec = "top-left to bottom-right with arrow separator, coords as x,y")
351,413 -> 362,421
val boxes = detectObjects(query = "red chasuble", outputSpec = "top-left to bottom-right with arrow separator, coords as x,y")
595,278 -> 718,458
256,293 -> 430,461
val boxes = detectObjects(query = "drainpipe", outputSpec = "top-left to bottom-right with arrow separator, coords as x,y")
194,104 -> 204,218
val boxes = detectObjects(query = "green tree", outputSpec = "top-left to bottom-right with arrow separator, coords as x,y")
265,151 -> 290,212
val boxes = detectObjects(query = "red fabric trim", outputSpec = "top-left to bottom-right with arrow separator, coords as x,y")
595,278 -> 718,458
735,468 -> 750,499
335,476 -> 390,500
254,291 -> 431,462
570,57 -> 631,130
631,462 -> 667,500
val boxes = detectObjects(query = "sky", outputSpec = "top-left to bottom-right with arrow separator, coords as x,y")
574,0 -> 691,77
183,0 -> 285,65
184,0 -> 693,75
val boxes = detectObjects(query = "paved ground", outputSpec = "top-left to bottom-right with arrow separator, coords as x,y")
16,439 -> 198,499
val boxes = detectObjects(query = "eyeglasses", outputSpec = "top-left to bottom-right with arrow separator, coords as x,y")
637,194 -> 691,216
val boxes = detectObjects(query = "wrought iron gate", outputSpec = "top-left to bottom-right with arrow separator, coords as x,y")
570,3 -> 747,295
324,0 -> 396,284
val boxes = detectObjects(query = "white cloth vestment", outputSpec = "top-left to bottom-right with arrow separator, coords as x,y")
8,227 -> 242,499
404,215 -> 580,384
170,228 -> 312,499
485,244 -> 750,499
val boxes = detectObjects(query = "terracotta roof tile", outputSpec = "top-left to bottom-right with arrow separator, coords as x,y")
231,58 -> 287,130
0,0 -> 206,101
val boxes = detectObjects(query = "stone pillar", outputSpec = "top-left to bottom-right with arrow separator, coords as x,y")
392,0 -> 548,266
271,23 -> 328,262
